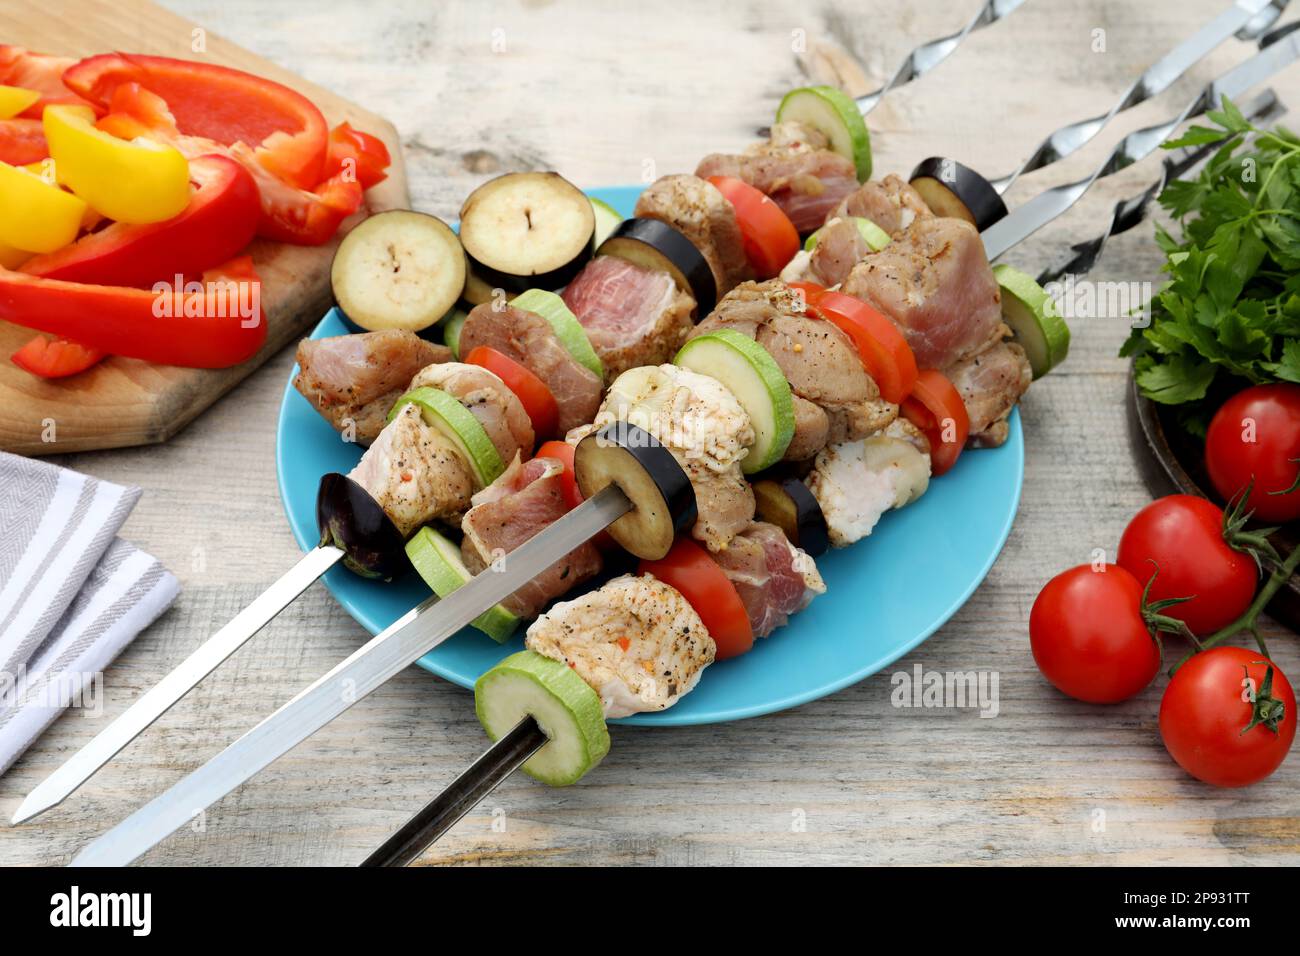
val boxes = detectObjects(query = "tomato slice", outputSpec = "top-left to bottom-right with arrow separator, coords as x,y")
11,334 -> 105,378
464,345 -> 559,443
639,537 -> 754,660
810,290 -> 918,403
535,440 -> 584,510
901,369 -> 970,476
706,175 -> 799,278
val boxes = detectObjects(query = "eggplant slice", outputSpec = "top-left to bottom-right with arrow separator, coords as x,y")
597,217 -> 716,315
908,157 -> 1008,231
752,477 -> 830,557
316,472 -> 408,579
574,422 -> 696,561
459,171 -> 595,293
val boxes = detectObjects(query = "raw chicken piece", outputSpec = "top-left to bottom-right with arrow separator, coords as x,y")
561,256 -> 696,378
458,302 -> 604,432
944,340 -> 1032,448
294,330 -> 450,444
525,574 -> 716,717
634,174 -> 751,296
841,217 -> 1003,370
409,362 -> 535,462
460,455 -> 602,620
712,521 -> 826,638
831,174 -> 934,235
347,402 -> 474,537
805,418 -> 931,548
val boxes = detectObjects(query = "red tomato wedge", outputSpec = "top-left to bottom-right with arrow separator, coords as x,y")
706,175 -> 799,278
796,285 -> 918,403
11,335 -> 105,379
640,537 -> 754,660
322,121 -> 391,190
901,369 -> 970,476
20,154 -> 260,288
464,345 -> 558,444
0,118 -> 48,165
535,440 -> 584,511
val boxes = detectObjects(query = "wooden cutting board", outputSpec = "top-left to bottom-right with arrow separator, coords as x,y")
0,0 -> 408,455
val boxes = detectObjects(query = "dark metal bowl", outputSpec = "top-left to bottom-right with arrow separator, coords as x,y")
1126,365 -> 1300,628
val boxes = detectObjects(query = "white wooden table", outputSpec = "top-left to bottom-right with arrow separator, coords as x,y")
3,0 -> 1300,866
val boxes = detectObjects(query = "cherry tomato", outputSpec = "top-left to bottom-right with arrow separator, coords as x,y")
706,175 -> 799,278
1205,383 -> 1300,522
900,369 -> 970,476
10,334 -> 104,378
794,283 -> 918,403
1029,564 -> 1161,703
1116,495 -> 1257,635
1160,646 -> 1295,787
464,345 -> 559,443
640,537 -> 754,660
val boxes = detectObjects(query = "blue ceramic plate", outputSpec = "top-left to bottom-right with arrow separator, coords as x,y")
276,185 -> 1023,726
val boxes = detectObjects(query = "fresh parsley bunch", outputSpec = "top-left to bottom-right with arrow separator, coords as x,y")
1124,97 -> 1300,436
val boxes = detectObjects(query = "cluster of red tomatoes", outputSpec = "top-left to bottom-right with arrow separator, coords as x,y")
1030,384 -> 1300,788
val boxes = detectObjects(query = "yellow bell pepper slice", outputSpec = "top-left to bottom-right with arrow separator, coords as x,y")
0,85 -> 40,119
0,160 -> 87,253
43,104 -> 190,224
0,240 -> 32,270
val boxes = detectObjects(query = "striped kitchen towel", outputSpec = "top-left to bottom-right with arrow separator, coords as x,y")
0,451 -> 179,775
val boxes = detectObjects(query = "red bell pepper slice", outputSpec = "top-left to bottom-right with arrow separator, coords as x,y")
20,153 -> 260,287
63,52 -> 329,190
11,334 -> 105,378
322,121 -> 391,190
0,46 -> 98,118
0,255 -> 265,368
0,118 -> 47,165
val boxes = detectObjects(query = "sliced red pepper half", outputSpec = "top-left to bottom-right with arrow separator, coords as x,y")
0,118 -> 48,165
11,334 -> 105,378
322,121 -> 391,190
464,345 -> 558,443
639,537 -> 754,660
0,255 -> 265,368
804,287 -> 918,404
707,174 -> 800,279
21,154 -> 260,287
0,46 -> 99,118
900,369 -> 970,477
63,52 -> 329,190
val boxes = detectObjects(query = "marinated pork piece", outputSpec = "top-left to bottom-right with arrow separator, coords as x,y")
525,574 -> 716,717
294,330 -> 450,445
347,402 -> 475,537
807,216 -> 875,287
690,280 -> 896,460
831,174 -> 934,235
409,361 -> 536,462
458,302 -> 604,432
806,418 -> 931,548
460,455 -> 602,620
841,217 -> 1004,369
944,340 -> 1032,448
568,363 -> 757,552
561,256 -> 697,378
712,521 -> 826,638
634,174 -> 752,296
695,126 -> 860,234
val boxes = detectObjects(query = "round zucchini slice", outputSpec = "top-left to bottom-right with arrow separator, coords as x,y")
597,217 -> 716,315
315,472 -> 407,580
405,526 -> 520,642
459,171 -> 595,293
331,210 -> 466,332
590,196 -> 623,247
573,422 -> 697,561
442,307 -> 469,359
752,477 -> 830,557
475,650 -> 610,786
992,264 -> 1070,378
509,288 -> 604,379
804,216 -> 890,253
673,329 -> 795,473
387,386 -> 505,487
909,157 -> 1008,231
776,85 -> 873,182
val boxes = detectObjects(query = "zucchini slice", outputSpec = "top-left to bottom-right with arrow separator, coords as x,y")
590,196 -> 623,247
509,288 -> 604,379
330,210 -> 466,332
574,422 -> 697,560
908,157 -> 1008,231
597,217 -> 716,314
405,526 -> 520,642
459,171 -> 595,292
673,329 -> 795,473
804,216 -> 890,253
992,264 -> 1070,378
752,477 -> 830,557
387,386 -> 505,487
776,86 -> 873,182
442,307 -> 469,359
315,472 -> 408,579
475,650 -> 611,786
